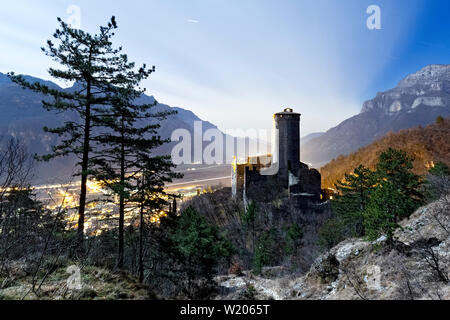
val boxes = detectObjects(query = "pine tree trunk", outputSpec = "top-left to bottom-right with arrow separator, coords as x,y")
77,81 -> 91,249
139,202 -> 144,282
117,118 -> 126,269
252,222 -> 255,254
118,194 -> 124,268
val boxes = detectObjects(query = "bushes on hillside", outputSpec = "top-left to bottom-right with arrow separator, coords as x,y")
332,164 -> 376,237
320,148 -> 429,248
320,117 -> 450,189
424,161 -> 450,202
145,206 -> 234,299
363,148 -> 423,243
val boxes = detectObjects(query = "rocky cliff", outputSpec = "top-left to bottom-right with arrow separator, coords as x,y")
301,65 -> 450,166
215,196 -> 450,300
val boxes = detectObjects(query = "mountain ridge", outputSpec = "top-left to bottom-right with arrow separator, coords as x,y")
320,116 -> 450,189
0,72 -> 227,184
301,64 -> 450,167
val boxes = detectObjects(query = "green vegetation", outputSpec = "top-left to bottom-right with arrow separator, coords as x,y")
424,161 -> 450,202
283,223 -> 304,255
317,218 -> 345,251
241,201 -> 258,253
429,161 -> 450,176
7,16 -> 181,263
9,17 -> 129,244
90,77 -> 180,268
171,206 -> 234,285
321,148 -> 425,247
252,228 -> 277,275
145,206 -> 234,298
6,13 -> 182,278
1,16 -> 184,299
2,13 -> 449,301
241,201 -> 257,227
332,164 -> 375,237
364,148 -> 423,243
321,117 -> 450,189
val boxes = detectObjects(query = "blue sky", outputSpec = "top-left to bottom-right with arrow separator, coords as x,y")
1,0 -> 449,136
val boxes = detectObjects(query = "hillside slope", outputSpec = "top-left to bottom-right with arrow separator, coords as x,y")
320,117 -> 450,189
301,132 -> 324,146
0,261 -> 150,300
292,196 -> 450,300
215,196 -> 450,300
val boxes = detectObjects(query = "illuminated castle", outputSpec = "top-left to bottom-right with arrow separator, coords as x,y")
231,108 -> 321,204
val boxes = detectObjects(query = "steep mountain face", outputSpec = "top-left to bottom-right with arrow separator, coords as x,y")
301,64 -> 450,167
0,72 -> 225,184
320,117 -> 450,188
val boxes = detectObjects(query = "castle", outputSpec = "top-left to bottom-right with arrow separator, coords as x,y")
231,108 -> 321,206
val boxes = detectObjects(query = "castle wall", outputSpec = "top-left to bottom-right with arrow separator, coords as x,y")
232,108 -> 322,207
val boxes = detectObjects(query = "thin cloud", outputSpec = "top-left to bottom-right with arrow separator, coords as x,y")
187,19 -> 199,23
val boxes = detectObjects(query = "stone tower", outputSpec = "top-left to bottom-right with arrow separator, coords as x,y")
274,108 -> 300,186
231,107 -> 321,202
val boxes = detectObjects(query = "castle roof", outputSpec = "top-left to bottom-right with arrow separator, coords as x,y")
274,107 -> 301,116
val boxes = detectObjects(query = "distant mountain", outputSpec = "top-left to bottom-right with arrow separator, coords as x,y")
320,117 -> 450,189
301,64 -> 450,167
300,132 -> 324,146
0,72 -> 228,184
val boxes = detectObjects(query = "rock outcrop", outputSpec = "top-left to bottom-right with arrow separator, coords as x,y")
215,196 -> 450,300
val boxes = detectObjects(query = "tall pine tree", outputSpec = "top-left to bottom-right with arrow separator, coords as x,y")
332,164 -> 375,237
8,16 -> 140,246
133,158 -> 180,281
91,82 -> 180,268
364,148 -> 423,243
